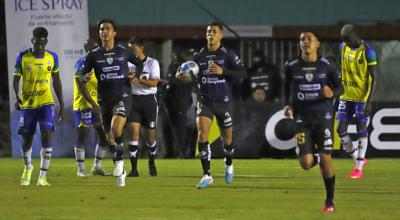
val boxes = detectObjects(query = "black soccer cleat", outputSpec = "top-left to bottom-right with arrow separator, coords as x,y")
148,159 -> 157,176
127,169 -> 139,177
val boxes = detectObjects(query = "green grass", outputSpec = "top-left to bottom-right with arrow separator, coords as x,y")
0,158 -> 399,220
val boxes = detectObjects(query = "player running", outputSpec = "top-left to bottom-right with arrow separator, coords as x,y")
14,27 -> 64,186
77,19 -> 143,187
283,31 -> 343,212
73,39 -> 110,177
126,37 -> 160,177
176,21 -> 247,189
336,24 -> 378,179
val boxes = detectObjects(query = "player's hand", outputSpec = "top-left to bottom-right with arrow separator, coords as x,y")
57,106 -> 64,123
83,72 -> 93,82
131,77 -> 140,86
283,105 -> 293,118
208,64 -> 223,75
14,97 -> 22,110
128,72 -> 136,81
322,85 -> 334,98
91,103 -> 101,117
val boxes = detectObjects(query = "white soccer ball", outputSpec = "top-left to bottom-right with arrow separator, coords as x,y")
178,61 -> 200,82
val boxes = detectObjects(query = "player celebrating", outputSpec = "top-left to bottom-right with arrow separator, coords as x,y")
126,37 -> 160,177
78,19 -> 143,187
336,24 -> 378,179
176,21 -> 247,189
73,39 -> 110,177
14,27 -> 64,186
283,31 -> 342,212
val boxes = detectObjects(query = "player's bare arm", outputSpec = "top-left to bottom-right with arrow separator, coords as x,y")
52,72 -> 64,122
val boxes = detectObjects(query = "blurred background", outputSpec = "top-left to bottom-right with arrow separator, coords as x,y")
1,0 -> 400,158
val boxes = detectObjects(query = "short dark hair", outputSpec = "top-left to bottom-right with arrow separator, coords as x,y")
300,30 -> 320,40
208,21 -> 223,31
128,37 -> 144,46
33,27 -> 48,39
97,19 -> 117,31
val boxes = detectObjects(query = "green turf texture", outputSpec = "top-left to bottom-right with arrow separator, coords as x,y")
0,158 -> 399,220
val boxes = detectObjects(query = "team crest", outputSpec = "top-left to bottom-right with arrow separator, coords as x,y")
47,66 -> 52,71
106,57 -> 114,65
358,59 -> 363,64
305,73 -> 313,82
149,121 -> 156,128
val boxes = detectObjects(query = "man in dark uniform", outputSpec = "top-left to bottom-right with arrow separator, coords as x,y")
177,21 -> 247,189
77,19 -> 143,187
283,31 -> 342,212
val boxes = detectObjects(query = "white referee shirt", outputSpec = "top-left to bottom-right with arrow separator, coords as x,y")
128,56 -> 160,95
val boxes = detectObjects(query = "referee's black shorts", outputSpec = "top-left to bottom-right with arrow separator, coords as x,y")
127,94 -> 158,129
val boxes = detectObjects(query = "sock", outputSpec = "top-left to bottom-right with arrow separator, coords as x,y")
223,144 -> 234,166
357,130 -> 368,158
39,147 -> 52,178
323,175 -> 335,206
147,141 -> 157,158
339,132 -> 357,160
74,146 -> 85,171
93,143 -> 107,167
109,144 -> 117,162
129,141 -> 139,170
114,136 -> 124,161
198,142 -> 211,176
22,148 -> 33,169
311,153 -> 320,168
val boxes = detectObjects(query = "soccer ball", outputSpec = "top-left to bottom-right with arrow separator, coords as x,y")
178,61 -> 200,82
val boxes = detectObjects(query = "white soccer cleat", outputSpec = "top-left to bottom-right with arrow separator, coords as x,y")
196,175 -> 213,189
116,170 -> 127,187
77,170 -> 90,177
113,160 -> 124,177
224,164 -> 234,184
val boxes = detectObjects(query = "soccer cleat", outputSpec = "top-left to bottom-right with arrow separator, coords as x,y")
127,169 -> 139,177
224,164 -> 234,184
91,166 -> 111,176
37,177 -> 51,186
323,205 -> 335,213
113,160 -> 124,177
347,169 -> 363,179
116,170 -> 127,187
77,170 -> 90,177
196,175 -> 213,189
21,166 -> 33,186
148,159 -> 157,176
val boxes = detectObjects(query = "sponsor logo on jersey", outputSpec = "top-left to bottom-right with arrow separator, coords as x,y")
24,90 -> 46,98
102,66 -> 120,72
149,121 -> 156,128
299,84 -> 321,91
100,73 -> 124,80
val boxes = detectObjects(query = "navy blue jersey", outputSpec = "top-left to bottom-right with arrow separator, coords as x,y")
284,57 -> 341,115
193,46 -> 246,103
79,43 -> 142,102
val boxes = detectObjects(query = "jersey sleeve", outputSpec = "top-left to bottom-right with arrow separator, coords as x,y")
149,59 -> 160,80
128,62 -> 136,73
283,62 -> 292,106
13,52 -> 23,76
78,52 -> 94,76
224,49 -> 246,78
51,52 -> 59,73
365,46 -> 378,66
74,58 -> 85,78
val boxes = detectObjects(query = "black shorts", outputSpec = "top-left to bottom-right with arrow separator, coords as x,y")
127,94 -> 158,129
99,94 -> 132,132
196,101 -> 233,128
295,112 -> 333,156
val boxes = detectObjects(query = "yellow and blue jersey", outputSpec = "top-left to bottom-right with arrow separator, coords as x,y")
14,49 -> 59,109
73,56 -> 98,111
339,40 -> 377,102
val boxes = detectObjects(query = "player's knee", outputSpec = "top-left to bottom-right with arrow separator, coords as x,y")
299,158 -> 313,170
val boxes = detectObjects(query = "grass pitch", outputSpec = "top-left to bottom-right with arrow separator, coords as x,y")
0,158 -> 399,220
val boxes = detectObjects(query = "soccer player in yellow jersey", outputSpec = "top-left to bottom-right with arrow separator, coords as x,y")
336,24 -> 378,179
13,27 -> 64,186
73,39 -> 110,176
